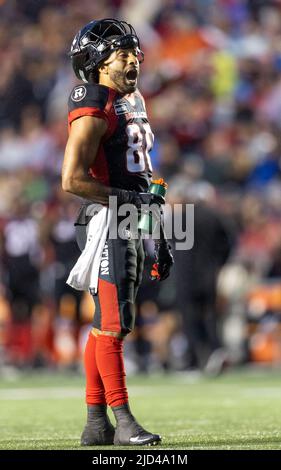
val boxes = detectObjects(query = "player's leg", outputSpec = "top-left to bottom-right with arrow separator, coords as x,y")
93,235 -> 161,445
92,236 -> 136,410
81,330 -> 115,445
76,223 -> 114,445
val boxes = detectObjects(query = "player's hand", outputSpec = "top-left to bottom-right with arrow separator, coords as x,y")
150,240 -> 174,281
111,188 -> 165,208
133,192 -> 165,208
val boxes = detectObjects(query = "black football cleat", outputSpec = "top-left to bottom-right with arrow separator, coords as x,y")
112,403 -> 161,446
81,404 -> 115,446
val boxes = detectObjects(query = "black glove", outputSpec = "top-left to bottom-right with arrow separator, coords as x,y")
151,240 -> 174,281
111,188 -> 165,208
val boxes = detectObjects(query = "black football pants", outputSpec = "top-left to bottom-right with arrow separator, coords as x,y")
76,224 -> 144,336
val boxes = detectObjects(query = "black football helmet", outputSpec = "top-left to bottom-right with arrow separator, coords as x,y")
69,18 -> 144,83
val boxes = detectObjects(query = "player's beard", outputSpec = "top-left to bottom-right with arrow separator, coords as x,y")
110,70 -> 138,94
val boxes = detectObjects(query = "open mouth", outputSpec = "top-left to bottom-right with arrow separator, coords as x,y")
126,68 -> 138,82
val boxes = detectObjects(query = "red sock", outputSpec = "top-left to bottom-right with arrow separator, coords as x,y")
95,335 -> 128,407
84,332 -> 106,405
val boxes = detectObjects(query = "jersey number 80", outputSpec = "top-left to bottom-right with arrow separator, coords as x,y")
126,123 -> 153,173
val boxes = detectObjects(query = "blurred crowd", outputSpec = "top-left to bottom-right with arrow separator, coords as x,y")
1,0 -> 281,374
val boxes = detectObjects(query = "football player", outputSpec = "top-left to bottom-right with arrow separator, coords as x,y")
62,18 -> 173,446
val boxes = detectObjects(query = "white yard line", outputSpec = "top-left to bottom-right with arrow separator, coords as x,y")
1,383 -> 279,401
0,385 -> 159,400
0,387 -> 83,400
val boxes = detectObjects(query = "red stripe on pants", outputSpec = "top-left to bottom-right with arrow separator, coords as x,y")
99,278 -> 121,333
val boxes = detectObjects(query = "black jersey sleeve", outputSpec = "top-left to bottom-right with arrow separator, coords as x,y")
68,83 -> 110,126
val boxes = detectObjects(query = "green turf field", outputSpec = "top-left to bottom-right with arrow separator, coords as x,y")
1,367 -> 281,450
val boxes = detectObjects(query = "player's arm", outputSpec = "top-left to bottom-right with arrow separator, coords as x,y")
62,115 -> 111,204
62,113 -> 164,209
62,116 -> 164,207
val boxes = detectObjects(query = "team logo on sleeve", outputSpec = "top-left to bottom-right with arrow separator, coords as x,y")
71,86 -> 87,102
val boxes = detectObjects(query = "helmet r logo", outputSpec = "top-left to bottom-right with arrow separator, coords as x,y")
71,86 -> 87,102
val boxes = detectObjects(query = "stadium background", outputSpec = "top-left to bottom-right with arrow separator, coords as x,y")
1,0 -> 281,375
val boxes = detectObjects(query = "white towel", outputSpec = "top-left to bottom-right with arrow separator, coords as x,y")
66,204 -> 112,294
